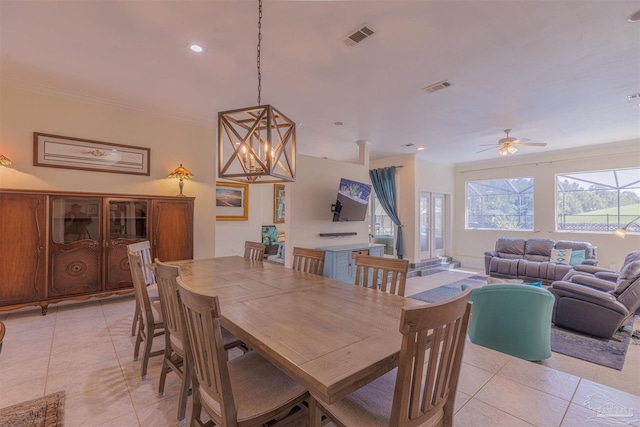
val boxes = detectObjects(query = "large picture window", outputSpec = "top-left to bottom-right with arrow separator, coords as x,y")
556,168 -> 640,233
466,177 -> 534,230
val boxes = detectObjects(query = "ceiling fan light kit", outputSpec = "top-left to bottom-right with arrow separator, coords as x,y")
477,129 -> 547,156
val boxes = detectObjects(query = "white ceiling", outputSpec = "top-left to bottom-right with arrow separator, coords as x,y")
1,0 -> 639,165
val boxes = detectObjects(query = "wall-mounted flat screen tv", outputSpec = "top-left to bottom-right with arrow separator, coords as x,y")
332,178 -> 372,222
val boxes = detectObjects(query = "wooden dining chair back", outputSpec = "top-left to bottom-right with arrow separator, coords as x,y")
176,278 -> 309,427
292,247 -> 326,275
154,258 -> 191,426
244,240 -> 266,261
128,241 -> 155,285
310,288 -> 473,427
354,255 -> 410,296
128,251 -> 164,380
128,241 -> 159,336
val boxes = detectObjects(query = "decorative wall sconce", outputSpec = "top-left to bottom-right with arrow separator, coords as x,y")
0,153 -> 12,166
613,215 -> 640,238
217,0 -> 296,184
168,164 -> 194,196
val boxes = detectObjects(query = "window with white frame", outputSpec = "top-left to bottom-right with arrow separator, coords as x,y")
556,168 -> 640,233
371,193 -> 395,255
466,177 -> 534,230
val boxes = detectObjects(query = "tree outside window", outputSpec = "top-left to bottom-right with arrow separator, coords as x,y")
556,168 -> 640,233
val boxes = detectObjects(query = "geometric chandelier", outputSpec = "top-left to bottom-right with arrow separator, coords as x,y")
217,0 -> 296,184
218,104 -> 296,183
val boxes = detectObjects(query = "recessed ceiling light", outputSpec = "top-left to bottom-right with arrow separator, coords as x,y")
417,147 -> 425,151
334,121 -> 343,126
190,44 -> 203,53
628,9 -> 640,22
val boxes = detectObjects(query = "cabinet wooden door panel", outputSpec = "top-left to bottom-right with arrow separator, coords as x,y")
0,194 -> 46,303
105,240 -> 133,290
153,200 -> 193,262
49,242 -> 101,297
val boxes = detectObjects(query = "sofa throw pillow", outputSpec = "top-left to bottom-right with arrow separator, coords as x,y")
550,248 -> 572,265
524,281 -> 543,287
569,249 -> 586,266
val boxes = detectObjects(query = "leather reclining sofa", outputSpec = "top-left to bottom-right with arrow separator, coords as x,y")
484,238 -> 597,285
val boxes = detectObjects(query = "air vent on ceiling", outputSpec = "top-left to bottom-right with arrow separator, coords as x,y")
401,143 -> 415,147
628,92 -> 640,101
344,25 -> 374,46
423,80 -> 454,93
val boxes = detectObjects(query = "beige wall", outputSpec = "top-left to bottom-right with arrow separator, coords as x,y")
453,141 -> 640,271
0,86 -> 374,263
4,85 -> 636,270
286,155 -> 370,266
0,85 -> 218,258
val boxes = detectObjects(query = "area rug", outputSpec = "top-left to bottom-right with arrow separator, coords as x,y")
0,391 -> 65,427
409,277 -> 633,370
550,322 -> 633,371
409,275 -> 487,303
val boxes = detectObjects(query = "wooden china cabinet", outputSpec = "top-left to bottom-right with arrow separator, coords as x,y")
0,189 -> 194,313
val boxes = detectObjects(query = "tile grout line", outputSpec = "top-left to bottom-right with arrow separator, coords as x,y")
100,297 -> 144,427
457,361 -> 538,426
44,306 -> 58,399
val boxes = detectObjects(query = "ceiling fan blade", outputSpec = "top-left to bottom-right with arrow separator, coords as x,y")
478,143 -> 500,147
517,142 -> 547,147
476,146 -> 496,153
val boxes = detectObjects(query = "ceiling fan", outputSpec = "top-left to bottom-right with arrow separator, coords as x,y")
477,129 -> 547,155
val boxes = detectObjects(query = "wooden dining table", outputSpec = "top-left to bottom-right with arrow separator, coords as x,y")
172,256 -> 426,404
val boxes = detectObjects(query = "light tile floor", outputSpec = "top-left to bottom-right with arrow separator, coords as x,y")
0,269 -> 638,427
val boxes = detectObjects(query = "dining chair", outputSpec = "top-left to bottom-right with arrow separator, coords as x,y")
154,259 -> 191,426
176,277 -> 309,427
292,247 -> 326,275
244,240 -> 266,261
0,320 -> 5,355
354,255 -> 410,296
128,251 -> 165,380
154,259 -> 246,426
310,288 -> 473,427
128,241 -> 159,336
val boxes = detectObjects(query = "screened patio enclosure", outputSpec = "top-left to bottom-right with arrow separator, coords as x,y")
466,177 -> 534,230
557,168 -> 640,233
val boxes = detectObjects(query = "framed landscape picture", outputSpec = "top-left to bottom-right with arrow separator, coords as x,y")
216,181 -> 249,221
274,184 -> 285,223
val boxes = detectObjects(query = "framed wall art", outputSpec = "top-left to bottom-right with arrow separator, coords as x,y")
274,184 -> 285,223
33,132 -> 150,175
216,181 -> 249,221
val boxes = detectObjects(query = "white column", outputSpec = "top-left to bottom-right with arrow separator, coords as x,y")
356,140 -> 370,169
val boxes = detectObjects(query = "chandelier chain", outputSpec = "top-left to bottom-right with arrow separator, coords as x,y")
257,0 -> 262,106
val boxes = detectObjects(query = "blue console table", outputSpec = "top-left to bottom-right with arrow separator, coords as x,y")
316,243 -> 385,283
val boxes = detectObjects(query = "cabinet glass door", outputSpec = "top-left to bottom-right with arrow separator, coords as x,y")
49,198 -> 102,297
108,200 -> 148,240
52,199 -> 100,243
105,199 -> 150,290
